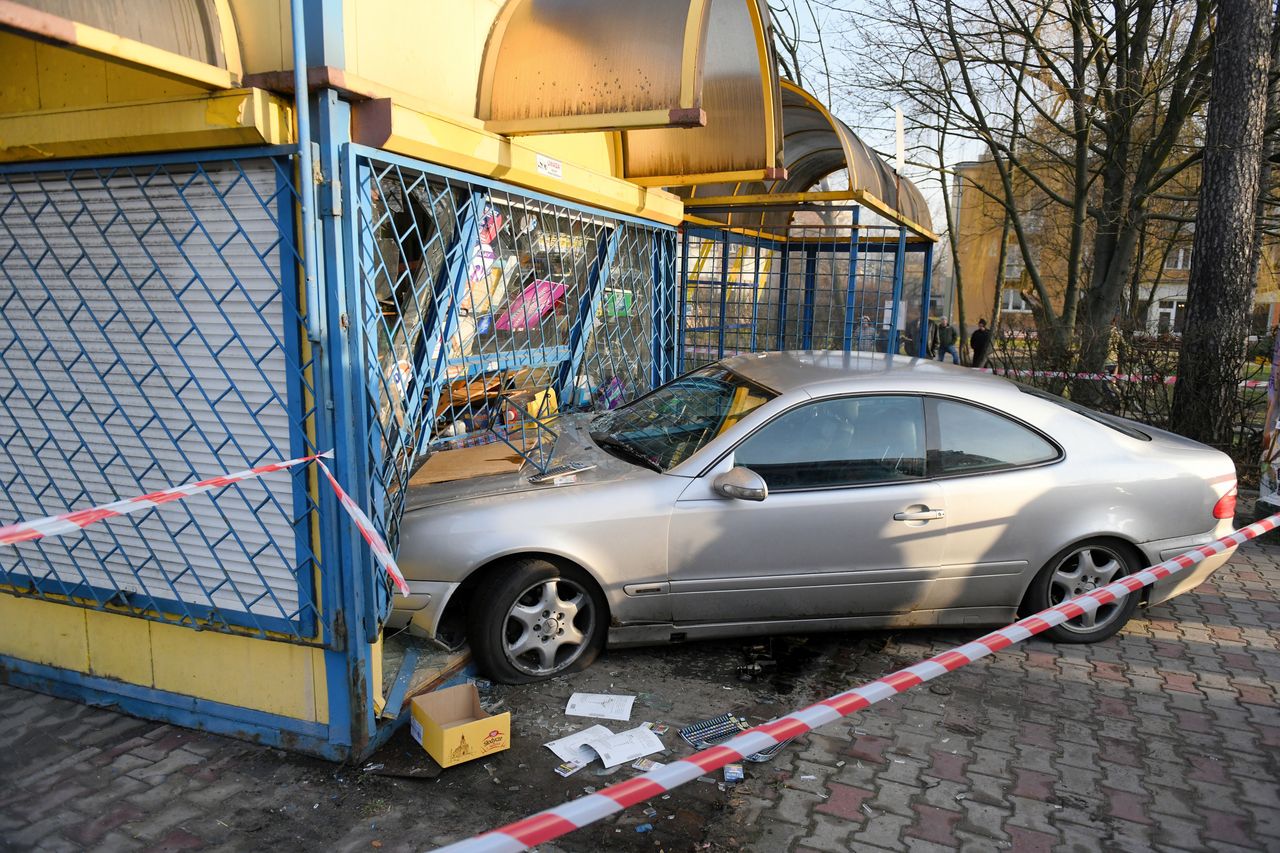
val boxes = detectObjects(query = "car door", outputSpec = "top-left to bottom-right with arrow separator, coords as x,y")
667,394 -> 947,624
921,396 -> 1063,612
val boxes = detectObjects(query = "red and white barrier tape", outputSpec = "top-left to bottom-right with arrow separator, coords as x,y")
434,513 -> 1280,853
0,450 -> 408,597
314,456 -> 409,597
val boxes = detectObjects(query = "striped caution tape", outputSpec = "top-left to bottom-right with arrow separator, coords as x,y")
0,450 -> 409,598
433,512 -> 1280,853
314,455 -> 409,597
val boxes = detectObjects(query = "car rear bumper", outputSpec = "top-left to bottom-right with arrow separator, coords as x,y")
1139,523 -> 1236,608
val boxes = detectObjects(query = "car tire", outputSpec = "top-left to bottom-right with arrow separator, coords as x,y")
467,558 -> 607,684
1025,538 -> 1141,644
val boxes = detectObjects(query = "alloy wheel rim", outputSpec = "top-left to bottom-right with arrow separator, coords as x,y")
503,578 -> 594,676
1048,545 -> 1127,634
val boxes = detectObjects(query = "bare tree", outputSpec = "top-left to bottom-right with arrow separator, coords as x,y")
1170,0 -> 1274,446
843,0 -> 1214,378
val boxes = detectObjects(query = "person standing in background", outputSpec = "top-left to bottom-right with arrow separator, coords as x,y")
969,318 -> 991,369
933,317 -> 960,363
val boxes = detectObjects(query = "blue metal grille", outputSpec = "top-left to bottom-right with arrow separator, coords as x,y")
680,216 -> 933,370
0,150 -> 325,644
350,149 -> 677,551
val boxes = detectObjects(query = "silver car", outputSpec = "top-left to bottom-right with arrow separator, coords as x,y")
391,352 -> 1239,683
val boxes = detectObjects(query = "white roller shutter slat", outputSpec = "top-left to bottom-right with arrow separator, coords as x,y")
0,160 -> 306,625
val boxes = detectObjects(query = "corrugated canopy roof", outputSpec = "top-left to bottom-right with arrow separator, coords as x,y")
681,80 -> 934,238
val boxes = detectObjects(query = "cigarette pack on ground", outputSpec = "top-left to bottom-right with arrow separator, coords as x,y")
410,683 -> 511,768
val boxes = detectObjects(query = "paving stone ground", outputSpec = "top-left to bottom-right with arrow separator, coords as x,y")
2,513 -> 1279,852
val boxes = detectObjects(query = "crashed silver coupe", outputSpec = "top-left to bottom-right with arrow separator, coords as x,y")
390,353 -> 1239,683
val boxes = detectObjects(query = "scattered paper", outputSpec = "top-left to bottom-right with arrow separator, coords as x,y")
545,725 -> 614,763
566,692 -> 636,721
632,757 -> 664,772
589,725 -> 664,768
545,723 -> 664,770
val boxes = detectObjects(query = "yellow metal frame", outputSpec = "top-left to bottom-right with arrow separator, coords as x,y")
0,0 -> 240,90
0,88 -> 294,162
477,0 -> 712,136
354,98 -> 684,226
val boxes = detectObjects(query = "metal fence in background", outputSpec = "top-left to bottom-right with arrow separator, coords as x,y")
0,150 -> 326,645
349,148 -> 678,552
680,214 -> 932,371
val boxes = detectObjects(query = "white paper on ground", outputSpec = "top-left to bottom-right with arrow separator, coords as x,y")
565,692 -> 636,721
543,723 -> 664,769
584,724 -> 665,768
544,725 -> 615,763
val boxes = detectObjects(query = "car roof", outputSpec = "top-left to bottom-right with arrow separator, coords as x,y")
720,350 -> 1015,395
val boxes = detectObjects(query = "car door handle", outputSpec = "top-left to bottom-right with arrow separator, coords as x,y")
893,508 -> 945,521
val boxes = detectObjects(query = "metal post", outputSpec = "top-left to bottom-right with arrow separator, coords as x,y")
888,225 -> 907,355
717,231 -> 729,359
776,244 -> 790,350
802,247 -> 817,350
291,0 -> 321,343
557,228 -> 619,401
678,228 -> 689,373
750,236 -> 761,352
918,241 -> 934,357
842,207 -> 861,352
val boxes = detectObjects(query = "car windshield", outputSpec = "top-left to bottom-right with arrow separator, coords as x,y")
589,366 -> 777,472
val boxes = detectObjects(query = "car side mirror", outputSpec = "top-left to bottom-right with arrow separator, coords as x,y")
713,467 -> 768,502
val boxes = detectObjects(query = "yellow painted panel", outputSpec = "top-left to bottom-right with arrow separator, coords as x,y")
524,133 -> 619,180
105,61 -> 205,104
311,643 -> 329,724
150,621 -> 322,722
368,102 -> 683,226
0,89 -> 294,162
0,32 -> 40,113
85,609 -> 153,685
0,595 -> 88,672
34,40 -> 107,110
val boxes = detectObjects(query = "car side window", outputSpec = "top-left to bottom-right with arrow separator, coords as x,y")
733,396 -> 926,490
934,399 -> 1058,474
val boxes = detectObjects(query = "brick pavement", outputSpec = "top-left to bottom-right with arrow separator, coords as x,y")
2,527 -> 1279,852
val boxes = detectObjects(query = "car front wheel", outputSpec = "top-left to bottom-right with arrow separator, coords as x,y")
1025,539 -> 1141,643
467,558 -> 606,684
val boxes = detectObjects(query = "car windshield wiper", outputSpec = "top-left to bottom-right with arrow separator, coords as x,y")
590,432 -> 663,473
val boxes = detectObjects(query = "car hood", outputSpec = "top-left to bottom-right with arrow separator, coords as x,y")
403,414 -> 658,511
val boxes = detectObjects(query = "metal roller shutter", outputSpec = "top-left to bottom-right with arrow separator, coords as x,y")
0,158 -> 305,624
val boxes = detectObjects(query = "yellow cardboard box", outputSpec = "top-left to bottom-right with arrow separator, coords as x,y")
409,683 -> 511,767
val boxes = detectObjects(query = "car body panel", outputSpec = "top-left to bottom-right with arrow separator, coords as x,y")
393,353 -> 1238,648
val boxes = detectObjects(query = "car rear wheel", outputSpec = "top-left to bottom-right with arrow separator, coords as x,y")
1026,539 -> 1141,643
467,558 -> 606,684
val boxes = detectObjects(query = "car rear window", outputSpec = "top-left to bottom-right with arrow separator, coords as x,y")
1015,384 -> 1152,441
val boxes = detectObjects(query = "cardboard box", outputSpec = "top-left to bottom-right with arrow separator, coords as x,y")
409,684 -> 511,767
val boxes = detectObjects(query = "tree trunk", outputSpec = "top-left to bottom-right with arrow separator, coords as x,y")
1170,0 -> 1273,447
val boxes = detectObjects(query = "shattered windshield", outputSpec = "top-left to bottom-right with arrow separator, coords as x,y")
589,366 -> 776,472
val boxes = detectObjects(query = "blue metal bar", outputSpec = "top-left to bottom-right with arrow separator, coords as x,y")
650,232 -> 670,388
381,645 -> 422,719
290,0 -> 321,343
802,248 -> 817,350
888,226 -> 907,355
678,228 -> 689,373
919,241 -> 935,357
417,191 -> 487,457
776,245 -> 790,350
717,231 -> 729,359
842,207 -> 862,352
749,238 -> 761,351
556,228 -> 620,401
0,145 -> 297,175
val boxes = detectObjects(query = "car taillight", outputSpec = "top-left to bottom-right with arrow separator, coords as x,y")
1213,485 -> 1238,520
